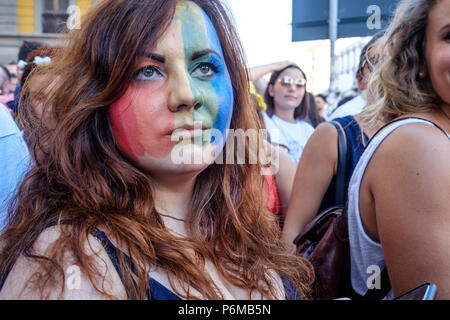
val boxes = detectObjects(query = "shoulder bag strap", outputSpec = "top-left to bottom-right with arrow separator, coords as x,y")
330,121 -> 348,205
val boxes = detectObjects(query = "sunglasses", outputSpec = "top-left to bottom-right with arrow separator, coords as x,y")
277,76 -> 306,88
360,56 -> 378,73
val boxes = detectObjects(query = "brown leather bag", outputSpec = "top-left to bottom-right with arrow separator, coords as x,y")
294,120 -> 397,300
293,121 -> 352,300
293,205 -> 354,299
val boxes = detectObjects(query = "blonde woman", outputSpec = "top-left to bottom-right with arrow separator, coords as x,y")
347,0 -> 450,299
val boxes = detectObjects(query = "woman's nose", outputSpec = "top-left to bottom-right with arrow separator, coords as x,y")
168,66 -> 202,112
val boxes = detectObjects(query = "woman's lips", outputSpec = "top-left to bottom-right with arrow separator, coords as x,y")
169,124 -> 212,143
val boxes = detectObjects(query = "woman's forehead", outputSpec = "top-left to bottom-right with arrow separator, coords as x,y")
170,1 -> 223,55
280,68 -> 304,79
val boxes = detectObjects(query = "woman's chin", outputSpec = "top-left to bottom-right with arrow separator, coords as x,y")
134,143 -> 219,177
170,142 -> 217,166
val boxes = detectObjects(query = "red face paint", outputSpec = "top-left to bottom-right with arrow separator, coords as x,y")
109,82 -> 175,164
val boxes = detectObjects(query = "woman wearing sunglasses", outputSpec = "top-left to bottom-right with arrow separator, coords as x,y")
250,63 -> 314,166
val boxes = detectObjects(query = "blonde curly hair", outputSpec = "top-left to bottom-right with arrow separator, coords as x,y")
360,0 -> 441,129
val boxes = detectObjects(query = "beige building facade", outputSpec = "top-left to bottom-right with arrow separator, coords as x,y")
0,0 -> 98,64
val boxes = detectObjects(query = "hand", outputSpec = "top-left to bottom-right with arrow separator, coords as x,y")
276,60 -> 297,70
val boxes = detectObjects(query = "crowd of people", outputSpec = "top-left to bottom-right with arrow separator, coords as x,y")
0,0 -> 448,300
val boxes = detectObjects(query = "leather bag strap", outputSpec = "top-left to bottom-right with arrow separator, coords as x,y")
330,121 -> 347,205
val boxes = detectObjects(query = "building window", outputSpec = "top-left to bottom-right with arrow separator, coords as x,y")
42,0 -> 70,33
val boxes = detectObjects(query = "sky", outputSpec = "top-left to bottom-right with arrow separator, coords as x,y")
223,0 -> 366,94
224,0 -> 312,68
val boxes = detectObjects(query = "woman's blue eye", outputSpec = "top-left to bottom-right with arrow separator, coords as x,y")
135,66 -> 163,81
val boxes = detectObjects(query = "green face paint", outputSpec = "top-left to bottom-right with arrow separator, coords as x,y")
174,1 -> 233,146
109,1 -> 233,173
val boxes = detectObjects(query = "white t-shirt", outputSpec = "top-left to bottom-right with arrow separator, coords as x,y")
262,112 -> 314,166
330,94 -> 366,120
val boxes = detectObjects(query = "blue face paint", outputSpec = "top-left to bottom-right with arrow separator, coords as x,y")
200,9 -> 233,142
177,2 -> 234,148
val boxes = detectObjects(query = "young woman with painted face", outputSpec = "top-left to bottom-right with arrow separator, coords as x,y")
345,0 -> 450,299
0,0 -> 313,300
259,65 -> 315,166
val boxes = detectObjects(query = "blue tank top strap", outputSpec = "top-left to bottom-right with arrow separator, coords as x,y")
88,228 -> 181,300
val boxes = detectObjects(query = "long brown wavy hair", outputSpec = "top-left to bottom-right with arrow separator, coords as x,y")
360,0 -> 441,128
0,0 -> 313,299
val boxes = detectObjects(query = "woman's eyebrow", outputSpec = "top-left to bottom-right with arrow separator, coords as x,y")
191,49 -> 222,61
142,53 -> 165,63
439,23 -> 450,33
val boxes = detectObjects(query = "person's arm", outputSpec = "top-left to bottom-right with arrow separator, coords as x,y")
0,226 -> 128,299
248,61 -> 294,96
253,78 -> 268,96
280,123 -> 338,251
273,145 -> 296,218
366,124 -> 450,299
248,61 -> 295,83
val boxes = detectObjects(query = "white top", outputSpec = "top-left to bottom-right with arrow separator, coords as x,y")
347,118 -> 450,300
262,112 -> 314,166
330,94 -> 366,120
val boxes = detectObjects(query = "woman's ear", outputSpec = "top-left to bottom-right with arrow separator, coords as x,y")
268,83 -> 274,97
418,64 -> 428,78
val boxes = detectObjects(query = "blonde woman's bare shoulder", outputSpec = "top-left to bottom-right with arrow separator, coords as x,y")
0,225 -> 127,300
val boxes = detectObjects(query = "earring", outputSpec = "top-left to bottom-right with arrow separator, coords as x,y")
419,70 -> 426,78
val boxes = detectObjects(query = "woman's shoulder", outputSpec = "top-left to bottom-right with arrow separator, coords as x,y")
368,119 -> 449,183
378,118 -> 449,151
0,225 -> 127,299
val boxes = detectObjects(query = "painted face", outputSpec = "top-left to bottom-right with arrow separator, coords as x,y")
109,1 -> 233,175
425,0 -> 450,105
268,68 -> 306,112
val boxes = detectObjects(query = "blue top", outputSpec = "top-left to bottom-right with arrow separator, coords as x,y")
319,115 -> 368,212
0,104 -> 30,232
90,228 -> 302,300
1,222 -> 301,300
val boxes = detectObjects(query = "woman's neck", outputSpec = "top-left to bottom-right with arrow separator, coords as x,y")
274,107 -> 296,123
437,103 -> 450,133
151,173 -> 197,221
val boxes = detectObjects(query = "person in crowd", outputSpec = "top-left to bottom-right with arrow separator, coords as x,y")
15,45 -> 59,142
249,82 -> 296,220
0,103 -> 30,232
281,33 -> 383,251
346,0 -> 450,299
0,66 -> 14,107
305,92 -> 323,128
314,94 -> 328,121
248,61 -> 295,96
7,41 -> 45,113
17,41 -> 44,72
6,63 -> 18,93
0,0 -> 313,300
329,32 -> 385,120
250,63 -> 314,166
